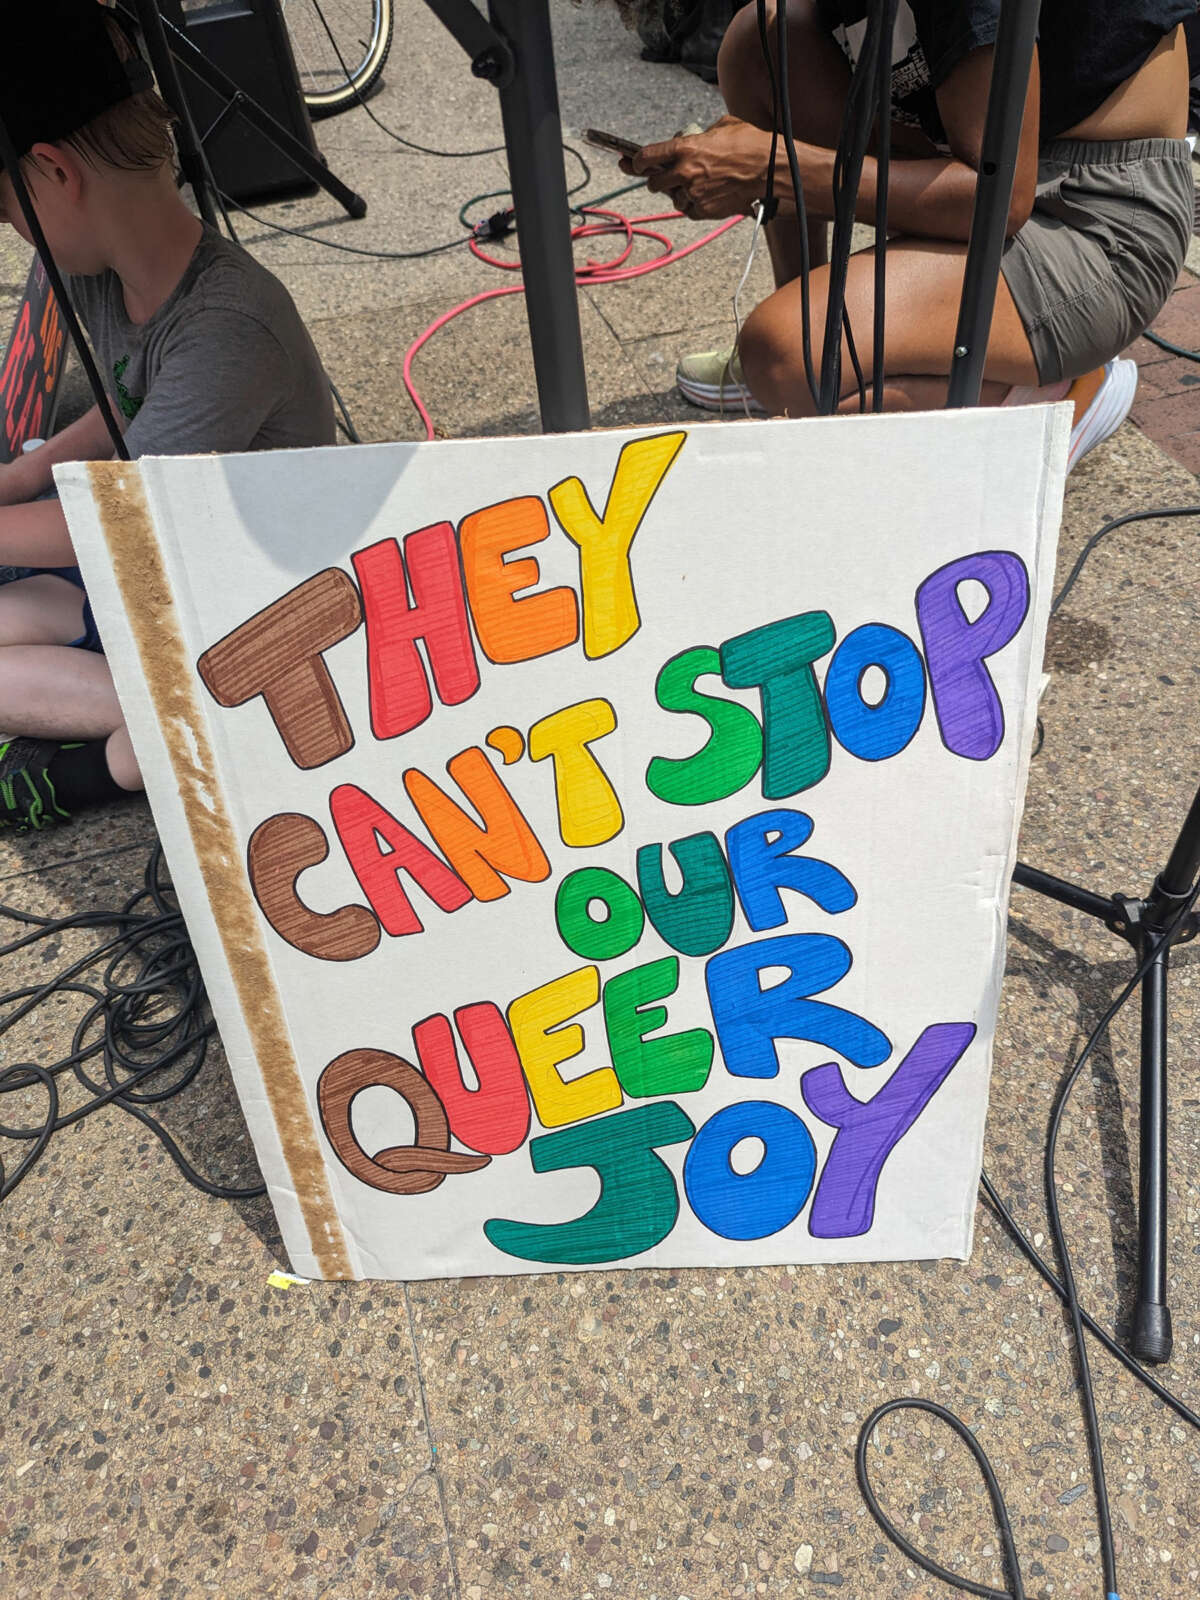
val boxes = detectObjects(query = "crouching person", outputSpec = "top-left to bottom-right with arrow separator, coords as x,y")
0,0 -> 334,831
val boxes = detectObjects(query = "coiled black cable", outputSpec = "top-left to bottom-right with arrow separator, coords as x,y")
858,1397 -> 1028,1600
0,844 -> 265,1205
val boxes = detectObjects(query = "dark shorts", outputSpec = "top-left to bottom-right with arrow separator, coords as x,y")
1000,138 -> 1195,384
23,565 -> 103,653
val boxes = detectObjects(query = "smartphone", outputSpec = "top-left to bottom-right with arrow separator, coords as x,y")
583,128 -> 642,160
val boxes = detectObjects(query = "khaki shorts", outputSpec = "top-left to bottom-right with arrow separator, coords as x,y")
1000,138 -> 1195,384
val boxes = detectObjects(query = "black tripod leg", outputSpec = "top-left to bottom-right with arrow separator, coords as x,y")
131,0 -> 218,225
1133,937 -> 1173,1363
129,3 -> 367,220
161,23 -> 367,221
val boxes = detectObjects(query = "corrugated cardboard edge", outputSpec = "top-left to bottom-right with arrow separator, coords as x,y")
87,460 -> 352,1279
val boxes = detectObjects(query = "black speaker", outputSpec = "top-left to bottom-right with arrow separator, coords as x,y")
160,0 -> 321,203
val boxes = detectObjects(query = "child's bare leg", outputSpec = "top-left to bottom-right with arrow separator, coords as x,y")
0,574 -> 85,646
0,644 -> 143,837
0,645 -> 124,740
0,577 -> 142,797
105,726 -> 140,790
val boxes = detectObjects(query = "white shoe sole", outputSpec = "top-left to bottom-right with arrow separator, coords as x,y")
1068,357 -> 1138,471
676,373 -> 767,416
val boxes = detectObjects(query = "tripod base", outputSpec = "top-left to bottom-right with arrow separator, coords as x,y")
1133,1299 -> 1173,1365
1014,811 -> 1200,1367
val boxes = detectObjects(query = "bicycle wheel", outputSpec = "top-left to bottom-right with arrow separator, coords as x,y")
281,0 -> 394,120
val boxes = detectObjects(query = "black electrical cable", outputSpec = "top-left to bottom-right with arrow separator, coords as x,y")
772,0 -> 821,410
0,844 -> 265,1205
307,0 -> 592,189
454,146 -> 595,238
309,0 -> 504,158
979,1172 -> 1200,1433
859,872 -> 1200,1600
1051,503 -> 1200,616
769,0 -> 882,416
0,112 -> 129,462
329,378 -> 361,443
754,0 -> 782,225
871,0 -> 900,413
1030,509 -> 1200,768
821,0 -> 885,414
1142,327 -> 1200,362
217,191 -> 474,260
858,1398 -> 1028,1600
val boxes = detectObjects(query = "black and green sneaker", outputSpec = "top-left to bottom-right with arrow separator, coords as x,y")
0,739 -> 74,831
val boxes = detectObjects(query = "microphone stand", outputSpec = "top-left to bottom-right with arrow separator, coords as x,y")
945,0 -> 1199,1361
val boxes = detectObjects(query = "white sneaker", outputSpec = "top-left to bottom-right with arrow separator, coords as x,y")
1068,357 -> 1138,471
675,347 -> 766,416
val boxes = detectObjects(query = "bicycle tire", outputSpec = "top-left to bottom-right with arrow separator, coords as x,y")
283,0 -> 395,120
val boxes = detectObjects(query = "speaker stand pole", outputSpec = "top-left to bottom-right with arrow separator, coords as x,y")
945,0 -> 1040,408
421,0 -> 590,432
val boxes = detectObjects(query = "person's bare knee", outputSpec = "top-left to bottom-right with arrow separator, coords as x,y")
719,0 -> 851,146
0,575 -> 85,647
0,644 -> 123,742
739,296 -> 819,417
717,2 -> 774,121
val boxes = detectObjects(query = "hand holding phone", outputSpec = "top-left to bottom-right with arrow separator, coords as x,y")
583,128 -> 643,160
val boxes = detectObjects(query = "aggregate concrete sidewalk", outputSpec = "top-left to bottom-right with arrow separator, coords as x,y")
3,7 -> 1200,1598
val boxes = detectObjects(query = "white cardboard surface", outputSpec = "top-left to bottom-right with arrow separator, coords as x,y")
58,408 -> 1069,1280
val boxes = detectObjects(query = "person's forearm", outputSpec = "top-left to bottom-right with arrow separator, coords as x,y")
771,141 -> 1026,243
0,498 -> 76,566
3,404 -> 120,501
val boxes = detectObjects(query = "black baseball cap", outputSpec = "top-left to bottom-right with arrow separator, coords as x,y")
1,1 -> 155,159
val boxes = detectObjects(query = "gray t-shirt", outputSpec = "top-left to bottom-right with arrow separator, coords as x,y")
69,225 -> 335,458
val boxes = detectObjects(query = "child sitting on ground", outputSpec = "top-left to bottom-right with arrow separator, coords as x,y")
0,0 -> 335,831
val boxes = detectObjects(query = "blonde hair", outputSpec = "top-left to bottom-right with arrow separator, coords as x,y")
62,14 -> 177,173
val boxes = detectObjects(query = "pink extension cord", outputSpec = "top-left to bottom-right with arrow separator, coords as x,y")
403,207 -> 744,439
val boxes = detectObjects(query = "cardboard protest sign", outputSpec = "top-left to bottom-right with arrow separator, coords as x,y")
58,408 -> 1068,1280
